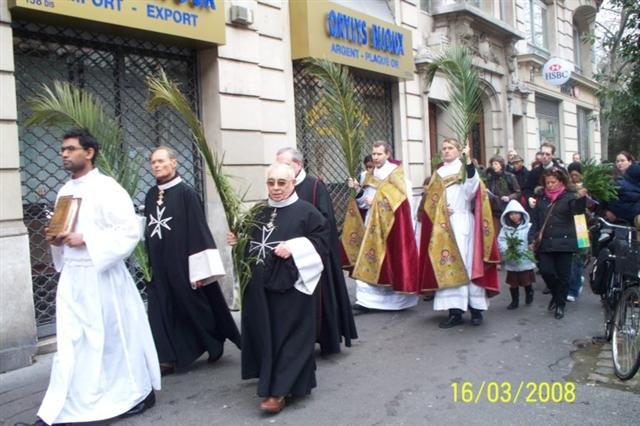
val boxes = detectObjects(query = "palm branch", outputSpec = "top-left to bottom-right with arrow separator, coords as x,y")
302,59 -> 368,182
580,158 -> 618,202
424,46 -> 483,178
25,81 -> 151,281
146,70 -> 261,301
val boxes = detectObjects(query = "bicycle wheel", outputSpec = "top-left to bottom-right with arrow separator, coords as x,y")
603,271 -> 619,341
612,285 -> 640,380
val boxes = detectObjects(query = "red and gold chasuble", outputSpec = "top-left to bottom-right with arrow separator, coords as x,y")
418,169 -> 500,296
349,166 -> 419,294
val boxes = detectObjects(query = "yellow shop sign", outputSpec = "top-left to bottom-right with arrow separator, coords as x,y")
9,0 -> 225,45
290,0 -> 414,79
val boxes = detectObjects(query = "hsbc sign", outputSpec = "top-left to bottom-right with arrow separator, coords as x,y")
542,57 -> 574,86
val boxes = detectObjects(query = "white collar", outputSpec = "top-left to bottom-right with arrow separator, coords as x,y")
295,168 -> 307,186
374,160 -> 397,180
158,175 -> 183,191
437,158 -> 462,177
70,167 -> 98,183
268,191 -> 299,208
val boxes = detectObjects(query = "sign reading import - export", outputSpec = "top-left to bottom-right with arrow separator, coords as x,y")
290,1 -> 413,79
9,0 -> 225,45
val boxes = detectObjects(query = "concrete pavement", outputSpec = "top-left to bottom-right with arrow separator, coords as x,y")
1,275 -> 638,425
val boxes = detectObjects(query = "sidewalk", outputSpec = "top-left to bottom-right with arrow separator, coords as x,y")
1,352 -> 52,425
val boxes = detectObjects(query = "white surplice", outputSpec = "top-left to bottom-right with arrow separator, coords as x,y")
354,161 -> 419,310
432,159 -> 489,311
38,169 -> 160,424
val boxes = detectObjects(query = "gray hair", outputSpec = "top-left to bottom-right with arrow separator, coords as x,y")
266,162 -> 295,180
151,145 -> 177,161
276,147 -> 304,164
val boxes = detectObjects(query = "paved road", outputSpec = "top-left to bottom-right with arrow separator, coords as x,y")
2,276 -> 638,425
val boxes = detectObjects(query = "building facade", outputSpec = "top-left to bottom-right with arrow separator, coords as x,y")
0,0 -> 600,372
417,0 -> 601,170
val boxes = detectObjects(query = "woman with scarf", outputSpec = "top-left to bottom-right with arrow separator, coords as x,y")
528,168 -> 586,319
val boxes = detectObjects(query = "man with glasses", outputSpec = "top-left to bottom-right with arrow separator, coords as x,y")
227,163 -> 328,413
31,129 -> 160,426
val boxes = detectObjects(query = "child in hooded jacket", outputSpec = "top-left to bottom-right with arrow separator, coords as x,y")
497,200 -> 536,309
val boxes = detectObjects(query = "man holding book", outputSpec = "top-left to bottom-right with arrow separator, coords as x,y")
31,129 -> 160,426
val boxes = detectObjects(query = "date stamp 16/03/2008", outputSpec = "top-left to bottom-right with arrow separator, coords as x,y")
451,381 -> 576,404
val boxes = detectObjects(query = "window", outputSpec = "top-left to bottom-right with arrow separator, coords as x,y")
577,108 -> 591,159
573,24 -> 582,72
420,0 -> 431,13
536,96 -> 560,153
522,0 -> 549,50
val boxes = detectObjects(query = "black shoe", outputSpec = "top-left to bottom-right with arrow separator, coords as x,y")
352,303 -> 372,315
469,308 -> 483,326
547,299 -> 556,311
438,315 -> 463,328
525,286 -> 534,305
160,363 -> 175,376
554,305 -> 565,319
14,419 -> 49,426
507,288 -> 519,310
121,391 -> 156,418
542,287 -> 551,295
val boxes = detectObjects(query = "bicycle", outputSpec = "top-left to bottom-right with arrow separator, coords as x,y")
588,216 -> 640,380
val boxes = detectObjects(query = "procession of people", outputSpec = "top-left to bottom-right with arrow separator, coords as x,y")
23,127 -> 638,424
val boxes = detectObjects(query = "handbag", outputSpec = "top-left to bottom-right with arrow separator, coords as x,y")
532,201 -> 557,251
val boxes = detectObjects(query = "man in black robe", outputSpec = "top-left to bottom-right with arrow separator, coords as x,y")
275,147 -> 357,355
144,146 -> 240,374
228,162 -> 328,413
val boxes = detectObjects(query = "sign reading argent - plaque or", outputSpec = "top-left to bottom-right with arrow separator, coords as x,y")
290,0 -> 414,79
542,57 -> 574,86
9,0 -> 225,45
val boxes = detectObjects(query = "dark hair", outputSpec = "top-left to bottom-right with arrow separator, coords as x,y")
363,154 -> 373,164
489,155 -> 505,168
567,161 -> 582,174
540,142 -> 556,155
617,150 -> 635,162
540,167 -> 569,186
372,140 -> 392,155
63,128 -> 99,165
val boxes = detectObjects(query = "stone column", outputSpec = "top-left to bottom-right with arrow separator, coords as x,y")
0,0 -> 38,373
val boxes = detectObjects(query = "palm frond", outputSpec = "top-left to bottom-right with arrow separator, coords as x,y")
302,59 -> 368,179
146,70 -> 260,301
26,81 -> 150,280
424,46 -> 483,146
580,158 -> 618,202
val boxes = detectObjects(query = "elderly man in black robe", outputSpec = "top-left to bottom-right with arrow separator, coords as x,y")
144,146 -> 240,375
227,162 -> 328,413
275,147 -> 357,355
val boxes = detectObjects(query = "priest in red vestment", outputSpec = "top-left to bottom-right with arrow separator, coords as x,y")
418,139 -> 500,328
347,141 -> 419,313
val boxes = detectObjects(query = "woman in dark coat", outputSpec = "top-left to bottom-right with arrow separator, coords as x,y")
528,168 -> 586,319
485,155 -> 521,233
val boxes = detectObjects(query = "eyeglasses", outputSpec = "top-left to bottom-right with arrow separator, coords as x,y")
60,146 -> 84,154
266,179 -> 292,187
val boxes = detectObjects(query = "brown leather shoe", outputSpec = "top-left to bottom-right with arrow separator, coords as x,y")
260,396 -> 285,413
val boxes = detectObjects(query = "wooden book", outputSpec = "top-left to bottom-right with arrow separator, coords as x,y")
47,196 -> 82,238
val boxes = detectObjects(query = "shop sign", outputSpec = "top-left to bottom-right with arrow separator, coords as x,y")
542,57 -> 573,86
290,1 -> 413,79
9,0 -> 225,45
